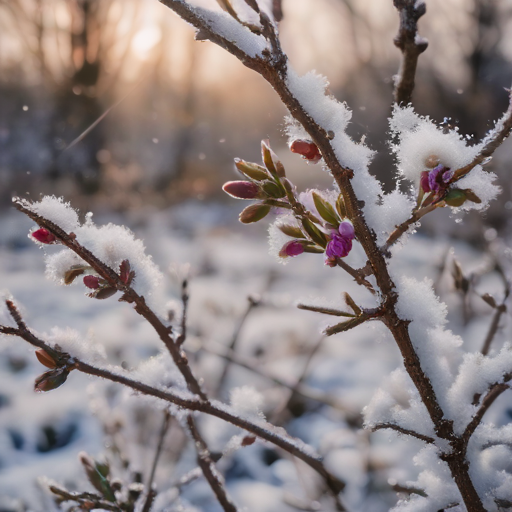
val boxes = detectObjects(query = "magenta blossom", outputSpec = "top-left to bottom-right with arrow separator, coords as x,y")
325,221 -> 355,264
421,165 -> 453,194
279,240 -> 305,258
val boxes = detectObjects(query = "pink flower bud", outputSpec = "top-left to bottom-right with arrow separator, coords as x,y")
289,139 -> 322,163
279,240 -> 305,258
31,228 -> 57,244
223,181 -> 261,199
83,275 -> 100,289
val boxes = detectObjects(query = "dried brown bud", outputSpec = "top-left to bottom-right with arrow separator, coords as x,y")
424,155 -> 440,168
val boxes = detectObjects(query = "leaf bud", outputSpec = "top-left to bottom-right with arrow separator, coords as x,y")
34,368 -> 69,392
83,275 -> 100,289
239,203 -> 271,224
35,349 -> 58,369
261,140 -> 285,178
444,189 -> 467,207
261,181 -> 286,198
223,180 -> 262,199
234,159 -> 269,181
279,240 -> 305,258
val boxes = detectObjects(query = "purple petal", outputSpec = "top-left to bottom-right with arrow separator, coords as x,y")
338,221 -> 355,240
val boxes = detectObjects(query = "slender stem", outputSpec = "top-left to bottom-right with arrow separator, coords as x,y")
372,423 -> 435,444
336,258 -> 376,294
392,0 -> 428,105
481,304 -> 507,356
383,203 -> 437,252
463,378 -> 511,446
199,342 -> 348,413
297,304 -> 356,317
176,278 -> 189,347
452,88 -> 512,181
0,314 -> 346,501
216,295 -> 260,395
142,411 -> 171,512
186,416 -> 239,512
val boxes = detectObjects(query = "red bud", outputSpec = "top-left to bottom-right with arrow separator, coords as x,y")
223,181 -> 261,199
290,139 -> 322,163
31,228 -> 57,244
83,275 -> 100,289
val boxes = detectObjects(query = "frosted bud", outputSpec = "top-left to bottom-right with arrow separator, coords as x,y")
279,240 -> 305,258
31,228 -> 57,244
289,139 -> 322,163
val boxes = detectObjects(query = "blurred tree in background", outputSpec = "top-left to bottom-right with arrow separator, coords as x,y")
0,0 -> 511,230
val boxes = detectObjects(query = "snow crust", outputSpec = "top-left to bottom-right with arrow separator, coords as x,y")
192,4 -> 268,57
22,197 -> 163,304
389,105 -> 500,212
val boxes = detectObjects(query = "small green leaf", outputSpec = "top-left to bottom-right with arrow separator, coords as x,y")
278,224 -> 306,238
312,191 -> 339,226
239,203 -> 271,223
335,194 -> 347,218
301,218 -> 327,248
235,159 -> 269,181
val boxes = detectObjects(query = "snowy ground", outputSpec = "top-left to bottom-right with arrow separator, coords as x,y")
0,201 -> 511,512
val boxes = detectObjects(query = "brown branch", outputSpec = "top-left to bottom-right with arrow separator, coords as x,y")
216,294 -> 260,395
452,89 -> 512,181
336,258 -> 376,294
372,422 -> 435,444
481,303 -> 507,356
147,4 -> 485,506
176,278 -> 189,347
383,203 -> 437,252
463,378 -> 511,446
392,0 -> 428,105
186,416 -> 238,512
297,304 -> 356,317
0,311 -> 346,502
324,308 -> 382,337
199,342 -> 349,413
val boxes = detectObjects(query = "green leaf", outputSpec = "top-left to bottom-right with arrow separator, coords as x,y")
312,191 -> 339,226
239,203 -> 271,223
301,218 -> 327,247
278,224 -> 306,238
235,159 -> 269,181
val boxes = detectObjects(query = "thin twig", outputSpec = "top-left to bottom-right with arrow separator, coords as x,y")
198,342 -> 349,413
481,303 -> 507,356
372,423 -> 435,444
270,335 -> 328,425
176,278 -> 189,347
481,264 -> 510,356
216,294 -> 260,395
452,89 -> 512,181
383,203 -> 437,252
463,378 -> 511,446
392,0 -> 428,105
297,304 -> 356,317
336,258 -> 376,294
186,416 -> 239,512
141,411 -> 171,512
0,308 -> 346,500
